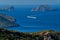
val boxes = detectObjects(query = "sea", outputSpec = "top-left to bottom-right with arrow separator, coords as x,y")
0,5 -> 60,32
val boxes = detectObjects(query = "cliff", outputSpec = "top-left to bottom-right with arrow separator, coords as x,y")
31,5 -> 58,12
0,14 -> 19,27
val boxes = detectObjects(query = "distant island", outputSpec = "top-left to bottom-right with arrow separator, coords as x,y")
0,6 -> 14,11
31,5 -> 58,12
0,14 -> 19,27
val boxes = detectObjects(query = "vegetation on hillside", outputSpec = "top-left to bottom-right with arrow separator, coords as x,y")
0,28 -> 60,40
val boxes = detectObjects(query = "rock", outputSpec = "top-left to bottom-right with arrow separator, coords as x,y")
28,30 -> 60,40
31,5 -> 58,12
0,14 -> 19,27
0,14 -> 16,22
0,6 -> 14,11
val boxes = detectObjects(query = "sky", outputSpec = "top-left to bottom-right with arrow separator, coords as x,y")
0,0 -> 60,5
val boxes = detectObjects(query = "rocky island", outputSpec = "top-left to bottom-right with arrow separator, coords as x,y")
31,5 -> 58,12
0,6 -> 14,11
0,13 -> 19,27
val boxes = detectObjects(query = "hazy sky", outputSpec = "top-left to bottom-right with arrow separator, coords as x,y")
0,0 -> 60,5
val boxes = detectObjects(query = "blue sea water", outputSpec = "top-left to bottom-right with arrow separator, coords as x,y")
0,5 -> 60,32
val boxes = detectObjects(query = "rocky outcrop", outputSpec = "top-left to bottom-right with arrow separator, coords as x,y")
31,5 -> 58,12
0,14 -> 16,22
0,14 -> 19,27
0,6 -> 14,11
28,30 -> 60,40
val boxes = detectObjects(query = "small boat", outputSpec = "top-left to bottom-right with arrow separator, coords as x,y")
27,16 -> 37,19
